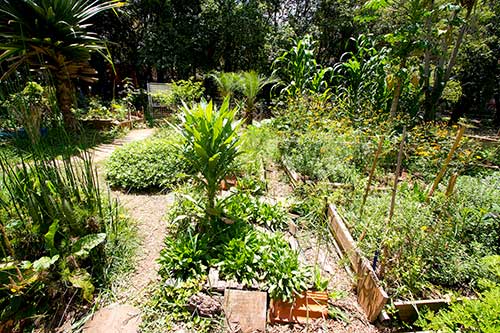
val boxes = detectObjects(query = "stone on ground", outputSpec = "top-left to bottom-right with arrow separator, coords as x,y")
83,303 -> 141,333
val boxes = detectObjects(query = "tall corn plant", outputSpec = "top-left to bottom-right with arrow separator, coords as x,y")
177,98 -> 242,221
272,35 -> 332,98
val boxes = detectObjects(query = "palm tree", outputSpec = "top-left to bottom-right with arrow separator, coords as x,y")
0,0 -> 122,130
238,71 -> 276,124
210,71 -> 241,99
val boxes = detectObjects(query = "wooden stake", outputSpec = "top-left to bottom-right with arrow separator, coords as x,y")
359,135 -> 385,242
379,127 -> 406,277
445,173 -> 458,196
388,128 -> 406,224
426,126 -> 465,201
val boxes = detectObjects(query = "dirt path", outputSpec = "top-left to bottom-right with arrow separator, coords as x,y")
83,128 -> 173,332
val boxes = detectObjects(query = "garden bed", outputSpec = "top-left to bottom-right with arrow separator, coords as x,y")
81,116 -> 143,130
327,204 -> 471,324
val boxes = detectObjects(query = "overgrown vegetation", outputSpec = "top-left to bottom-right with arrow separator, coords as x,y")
0,151 -> 133,331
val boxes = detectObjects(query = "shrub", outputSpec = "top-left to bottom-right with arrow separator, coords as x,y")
223,191 -> 289,231
158,230 -> 210,280
418,287 -> 500,332
152,79 -> 205,110
218,229 -> 311,302
105,131 -> 187,191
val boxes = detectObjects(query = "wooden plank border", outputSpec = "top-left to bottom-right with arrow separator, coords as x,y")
327,204 -> 388,322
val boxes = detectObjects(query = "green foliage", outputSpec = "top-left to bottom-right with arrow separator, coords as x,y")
273,35 -> 332,98
0,151 -> 126,327
105,131 -> 187,191
219,229 -> 311,302
344,173 -> 500,299
2,82 -> 50,144
158,231 -> 210,280
0,0 -> 123,129
418,287 -> 500,333
177,98 -> 242,215
210,72 -> 242,98
152,79 -> 205,110
141,277 -> 214,333
223,191 -> 289,231
280,129 -> 366,184
333,34 -> 391,114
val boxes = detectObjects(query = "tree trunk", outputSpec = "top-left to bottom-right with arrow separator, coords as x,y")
390,58 -> 407,118
425,5 -> 474,121
55,75 -> 78,131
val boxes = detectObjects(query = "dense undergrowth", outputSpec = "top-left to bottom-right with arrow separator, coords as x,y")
0,149 -> 134,331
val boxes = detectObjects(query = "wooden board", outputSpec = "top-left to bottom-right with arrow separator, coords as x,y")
357,263 -> 389,322
224,289 -> 267,333
327,204 -> 388,322
394,298 -> 451,323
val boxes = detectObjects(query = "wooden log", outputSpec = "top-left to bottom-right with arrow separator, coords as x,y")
464,134 -> 500,143
394,298 -> 451,323
281,158 -> 300,188
326,204 -> 388,322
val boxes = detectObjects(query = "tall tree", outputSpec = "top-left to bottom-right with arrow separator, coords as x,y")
0,0 -> 122,130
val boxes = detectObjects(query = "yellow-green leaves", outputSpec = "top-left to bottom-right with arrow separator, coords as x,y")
178,97 -> 242,214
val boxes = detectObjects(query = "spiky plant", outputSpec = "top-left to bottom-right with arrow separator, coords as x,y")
238,70 -> 276,124
0,0 -> 123,130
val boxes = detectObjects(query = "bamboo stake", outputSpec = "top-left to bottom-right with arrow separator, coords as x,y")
446,173 -> 458,197
358,135 -> 385,242
379,127 -> 406,277
426,126 -> 465,201
387,127 -> 406,225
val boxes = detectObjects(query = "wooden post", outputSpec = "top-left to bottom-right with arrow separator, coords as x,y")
359,136 -> 385,242
388,128 -> 406,224
445,173 -> 458,196
426,126 -> 465,201
379,128 -> 406,277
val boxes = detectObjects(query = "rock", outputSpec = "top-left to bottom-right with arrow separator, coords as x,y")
187,293 -> 223,318
83,303 -> 141,333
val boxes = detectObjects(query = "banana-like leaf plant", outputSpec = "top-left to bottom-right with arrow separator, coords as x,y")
177,97 -> 243,221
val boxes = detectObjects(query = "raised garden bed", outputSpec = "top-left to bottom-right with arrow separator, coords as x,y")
326,204 -> 462,323
81,116 -> 143,130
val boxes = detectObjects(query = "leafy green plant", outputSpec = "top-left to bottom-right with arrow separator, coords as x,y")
238,71 -> 276,124
2,82 -> 50,144
0,150 -> 125,328
105,131 -> 187,191
417,287 -> 500,333
210,72 -> 241,99
158,231 -> 210,279
0,0 -> 123,129
312,265 -> 329,291
263,239 -> 311,302
152,79 -> 205,110
219,230 -> 261,285
223,191 -> 288,231
177,98 -> 242,218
